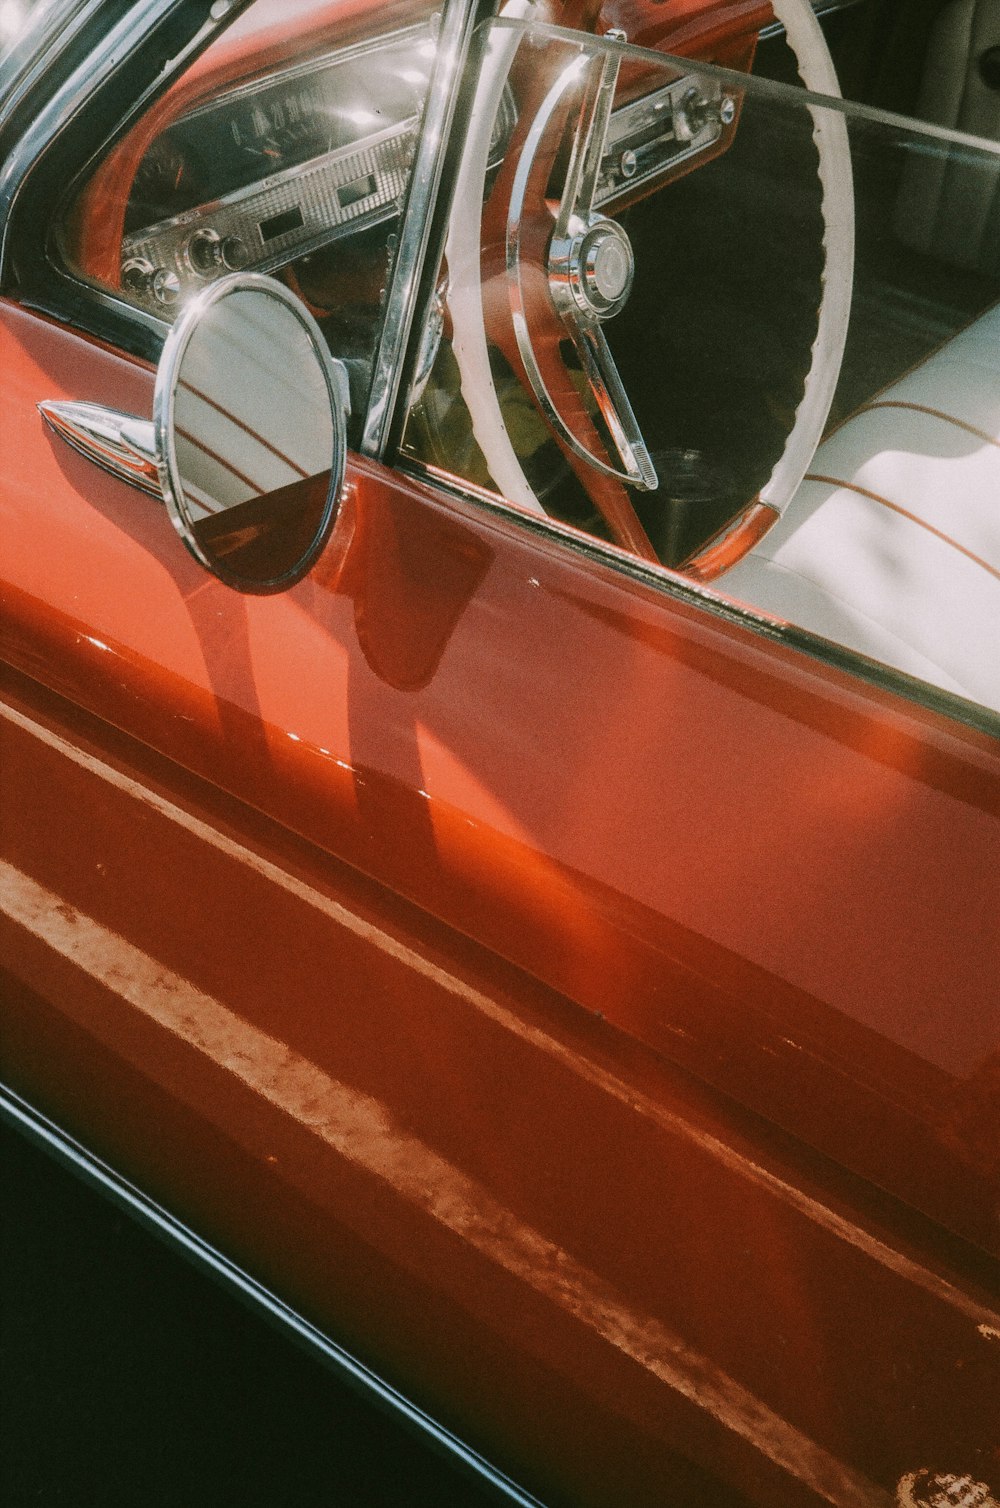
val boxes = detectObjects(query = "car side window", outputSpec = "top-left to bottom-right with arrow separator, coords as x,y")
400,12 -> 1000,723
57,0 -> 440,447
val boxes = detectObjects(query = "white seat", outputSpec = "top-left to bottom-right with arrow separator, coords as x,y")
721,303 -> 1000,712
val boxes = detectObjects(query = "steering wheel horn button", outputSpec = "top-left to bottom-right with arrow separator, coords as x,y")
582,222 -> 633,311
550,216 -> 635,321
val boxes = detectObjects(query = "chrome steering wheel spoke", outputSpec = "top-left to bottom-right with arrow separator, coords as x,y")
571,320 -> 659,491
507,42 -> 658,492
553,46 -> 621,239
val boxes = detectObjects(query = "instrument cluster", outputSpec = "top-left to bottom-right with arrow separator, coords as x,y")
119,14 -> 729,320
120,25 -> 440,313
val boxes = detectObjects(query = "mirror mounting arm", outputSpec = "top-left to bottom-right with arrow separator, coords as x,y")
38,400 -> 161,499
39,357 -> 352,508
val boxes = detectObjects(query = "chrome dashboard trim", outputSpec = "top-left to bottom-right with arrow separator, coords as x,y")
360,0 -> 488,459
119,21 -> 435,315
0,1081 -> 548,1508
593,74 -> 726,211
122,123 -> 418,313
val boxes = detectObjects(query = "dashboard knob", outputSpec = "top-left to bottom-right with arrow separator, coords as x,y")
151,267 -> 181,306
187,230 -> 249,276
186,229 -> 223,276
121,257 -> 155,298
220,236 -> 249,271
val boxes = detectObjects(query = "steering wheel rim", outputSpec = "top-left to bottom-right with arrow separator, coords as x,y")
445,0 -> 854,568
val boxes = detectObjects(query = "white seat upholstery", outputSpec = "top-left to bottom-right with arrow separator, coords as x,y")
721,303 -> 1000,712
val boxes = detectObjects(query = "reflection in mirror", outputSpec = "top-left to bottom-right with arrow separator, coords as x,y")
156,274 -> 346,592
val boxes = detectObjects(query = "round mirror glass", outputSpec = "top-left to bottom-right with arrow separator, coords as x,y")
155,274 -> 346,592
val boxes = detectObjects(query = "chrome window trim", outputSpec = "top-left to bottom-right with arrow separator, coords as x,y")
0,0 -> 255,283
0,0 -> 103,127
0,1081 -> 547,1508
360,0 -> 492,459
400,457 -> 1000,741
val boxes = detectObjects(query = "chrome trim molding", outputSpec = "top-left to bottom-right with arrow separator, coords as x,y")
119,22 -> 432,318
360,0 -> 486,459
0,1081 -> 548,1508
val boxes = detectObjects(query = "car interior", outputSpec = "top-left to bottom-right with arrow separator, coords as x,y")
56,0 -> 1000,713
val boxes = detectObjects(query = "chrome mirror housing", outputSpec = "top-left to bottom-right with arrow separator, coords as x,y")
155,273 -> 347,592
40,273 -> 348,594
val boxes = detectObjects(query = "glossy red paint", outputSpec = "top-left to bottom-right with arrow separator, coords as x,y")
4,665 -> 1000,1508
6,297 -> 1000,1246
4,296 -> 1000,1260
4,0 -> 1000,1496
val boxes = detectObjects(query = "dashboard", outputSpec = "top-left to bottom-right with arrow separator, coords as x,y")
119,24 -> 442,312
114,20 -> 732,318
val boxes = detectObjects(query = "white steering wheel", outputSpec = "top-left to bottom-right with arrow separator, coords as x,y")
445,0 -> 854,568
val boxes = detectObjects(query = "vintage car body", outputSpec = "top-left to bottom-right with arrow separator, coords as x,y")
1,0 -> 999,1504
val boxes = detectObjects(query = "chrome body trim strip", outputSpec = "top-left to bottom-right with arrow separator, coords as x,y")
360,0 -> 486,459
0,1080 -> 547,1508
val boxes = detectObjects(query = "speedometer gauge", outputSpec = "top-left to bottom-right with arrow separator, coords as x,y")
124,139 -> 192,234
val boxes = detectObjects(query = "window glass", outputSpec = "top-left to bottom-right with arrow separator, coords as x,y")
0,0 -> 77,94
401,19 -> 1000,718
58,0 -> 439,445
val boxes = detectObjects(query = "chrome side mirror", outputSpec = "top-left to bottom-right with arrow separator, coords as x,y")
40,273 -> 347,594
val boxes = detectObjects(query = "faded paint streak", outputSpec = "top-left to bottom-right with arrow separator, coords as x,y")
1,856 -> 889,1508
2,698 -> 997,1332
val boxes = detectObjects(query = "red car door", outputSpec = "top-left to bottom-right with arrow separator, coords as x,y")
2,2 -> 999,1505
